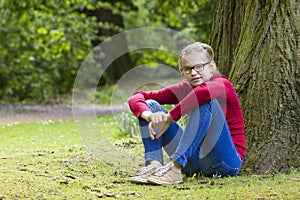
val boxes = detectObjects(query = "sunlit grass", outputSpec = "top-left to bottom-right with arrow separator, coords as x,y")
0,115 -> 299,199
0,120 -> 81,152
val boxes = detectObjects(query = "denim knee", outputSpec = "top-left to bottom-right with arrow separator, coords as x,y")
145,100 -> 167,113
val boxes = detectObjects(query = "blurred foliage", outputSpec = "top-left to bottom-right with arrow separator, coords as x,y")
0,0 -> 216,103
94,84 -> 126,105
124,0 -> 215,41
0,0 -> 98,102
124,0 -> 216,68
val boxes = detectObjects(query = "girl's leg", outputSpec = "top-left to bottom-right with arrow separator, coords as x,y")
139,100 -> 183,166
169,100 -> 212,168
131,100 -> 184,183
170,99 -> 242,177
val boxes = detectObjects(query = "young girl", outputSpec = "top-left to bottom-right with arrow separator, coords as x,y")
128,42 -> 246,185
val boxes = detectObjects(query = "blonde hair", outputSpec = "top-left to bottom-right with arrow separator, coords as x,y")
178,42 -> 220,74
178,42 -> 215,68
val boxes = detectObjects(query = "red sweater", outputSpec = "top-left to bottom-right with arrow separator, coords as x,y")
128,74 -> 246,161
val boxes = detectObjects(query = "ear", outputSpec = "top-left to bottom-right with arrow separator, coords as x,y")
209,61 -> 216,73
210,60 -> 217,67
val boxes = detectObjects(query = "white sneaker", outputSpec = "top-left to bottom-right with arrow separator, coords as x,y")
147,162 -> 183,185
130,165 -> 157,183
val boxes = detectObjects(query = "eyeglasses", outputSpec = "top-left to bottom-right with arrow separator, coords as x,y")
180,60 -> 212,74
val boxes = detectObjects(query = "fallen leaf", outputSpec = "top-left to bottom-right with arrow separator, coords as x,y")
65,175 -> 76,179
98,193 -> 119,198
270,192 -> 278,197
127,192 -> 136,196
59,180 -> 69,185
106,183 -> 117,189
187,173 -> 197,181
90,187 -> 101,192
106,193 -> 117,197
18,168 -> 27,171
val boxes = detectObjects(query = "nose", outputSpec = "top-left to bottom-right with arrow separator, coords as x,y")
191,68 -> 198,75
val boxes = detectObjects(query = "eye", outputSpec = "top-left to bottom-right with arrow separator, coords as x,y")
194,64 -> 204,70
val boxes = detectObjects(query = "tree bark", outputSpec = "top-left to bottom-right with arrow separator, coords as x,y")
210,1 -> 244,76
210,0 -> 300,173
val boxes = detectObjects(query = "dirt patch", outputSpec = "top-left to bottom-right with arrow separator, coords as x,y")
0,104 -> 125,124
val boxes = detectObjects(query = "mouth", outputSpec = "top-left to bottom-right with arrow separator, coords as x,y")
192,77 -> 201,82
190,77 -> 203,85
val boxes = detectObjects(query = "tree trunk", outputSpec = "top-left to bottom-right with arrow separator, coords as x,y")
210,1 -> 244,76
84,0 -> 133,84
210,0 -> 300,173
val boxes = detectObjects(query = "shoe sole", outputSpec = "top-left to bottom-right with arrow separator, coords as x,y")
130,177 -> 148,184
147,177 -> 183,185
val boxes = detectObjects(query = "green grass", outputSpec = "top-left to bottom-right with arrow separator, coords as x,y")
0,115 -> 299,199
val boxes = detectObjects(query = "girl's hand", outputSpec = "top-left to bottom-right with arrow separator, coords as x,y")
155,114 -> 173,139
148,111 -> 167,139
148,112 -> 173,140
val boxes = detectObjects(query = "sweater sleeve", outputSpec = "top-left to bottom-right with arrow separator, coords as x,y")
128,81 -> 191,119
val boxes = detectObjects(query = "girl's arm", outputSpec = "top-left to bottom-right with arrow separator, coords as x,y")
128,81 -> 191,120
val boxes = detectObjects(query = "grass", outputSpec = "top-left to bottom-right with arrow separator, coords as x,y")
0,115 -> 299,199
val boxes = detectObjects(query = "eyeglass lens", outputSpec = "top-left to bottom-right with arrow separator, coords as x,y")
183,64 -> 204,74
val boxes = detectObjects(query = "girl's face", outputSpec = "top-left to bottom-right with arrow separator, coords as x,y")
180,53 -> 214,86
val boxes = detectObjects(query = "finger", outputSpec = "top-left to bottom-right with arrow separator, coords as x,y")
149,129 -> 155,140
152,112 -> 164,124
156,122 -> 169,139
162,113 -> 168,122
150,133 -> 155,140
155,113 -> 163,124
148,122 -> 156,140
150,114 -> 155,123
158,113 -> 163,123
150,130 -> 156,140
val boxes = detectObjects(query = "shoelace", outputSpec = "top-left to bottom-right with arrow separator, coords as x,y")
154,162 -> 174,177
138,165 -> 156,176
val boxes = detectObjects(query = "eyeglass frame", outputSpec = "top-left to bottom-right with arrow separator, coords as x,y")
180,60 -> 212,75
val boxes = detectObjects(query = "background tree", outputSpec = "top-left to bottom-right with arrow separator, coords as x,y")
210,0 -> 300,173
83,0 -> 134,84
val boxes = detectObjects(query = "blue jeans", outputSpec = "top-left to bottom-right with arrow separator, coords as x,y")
138,99 -> 242,177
